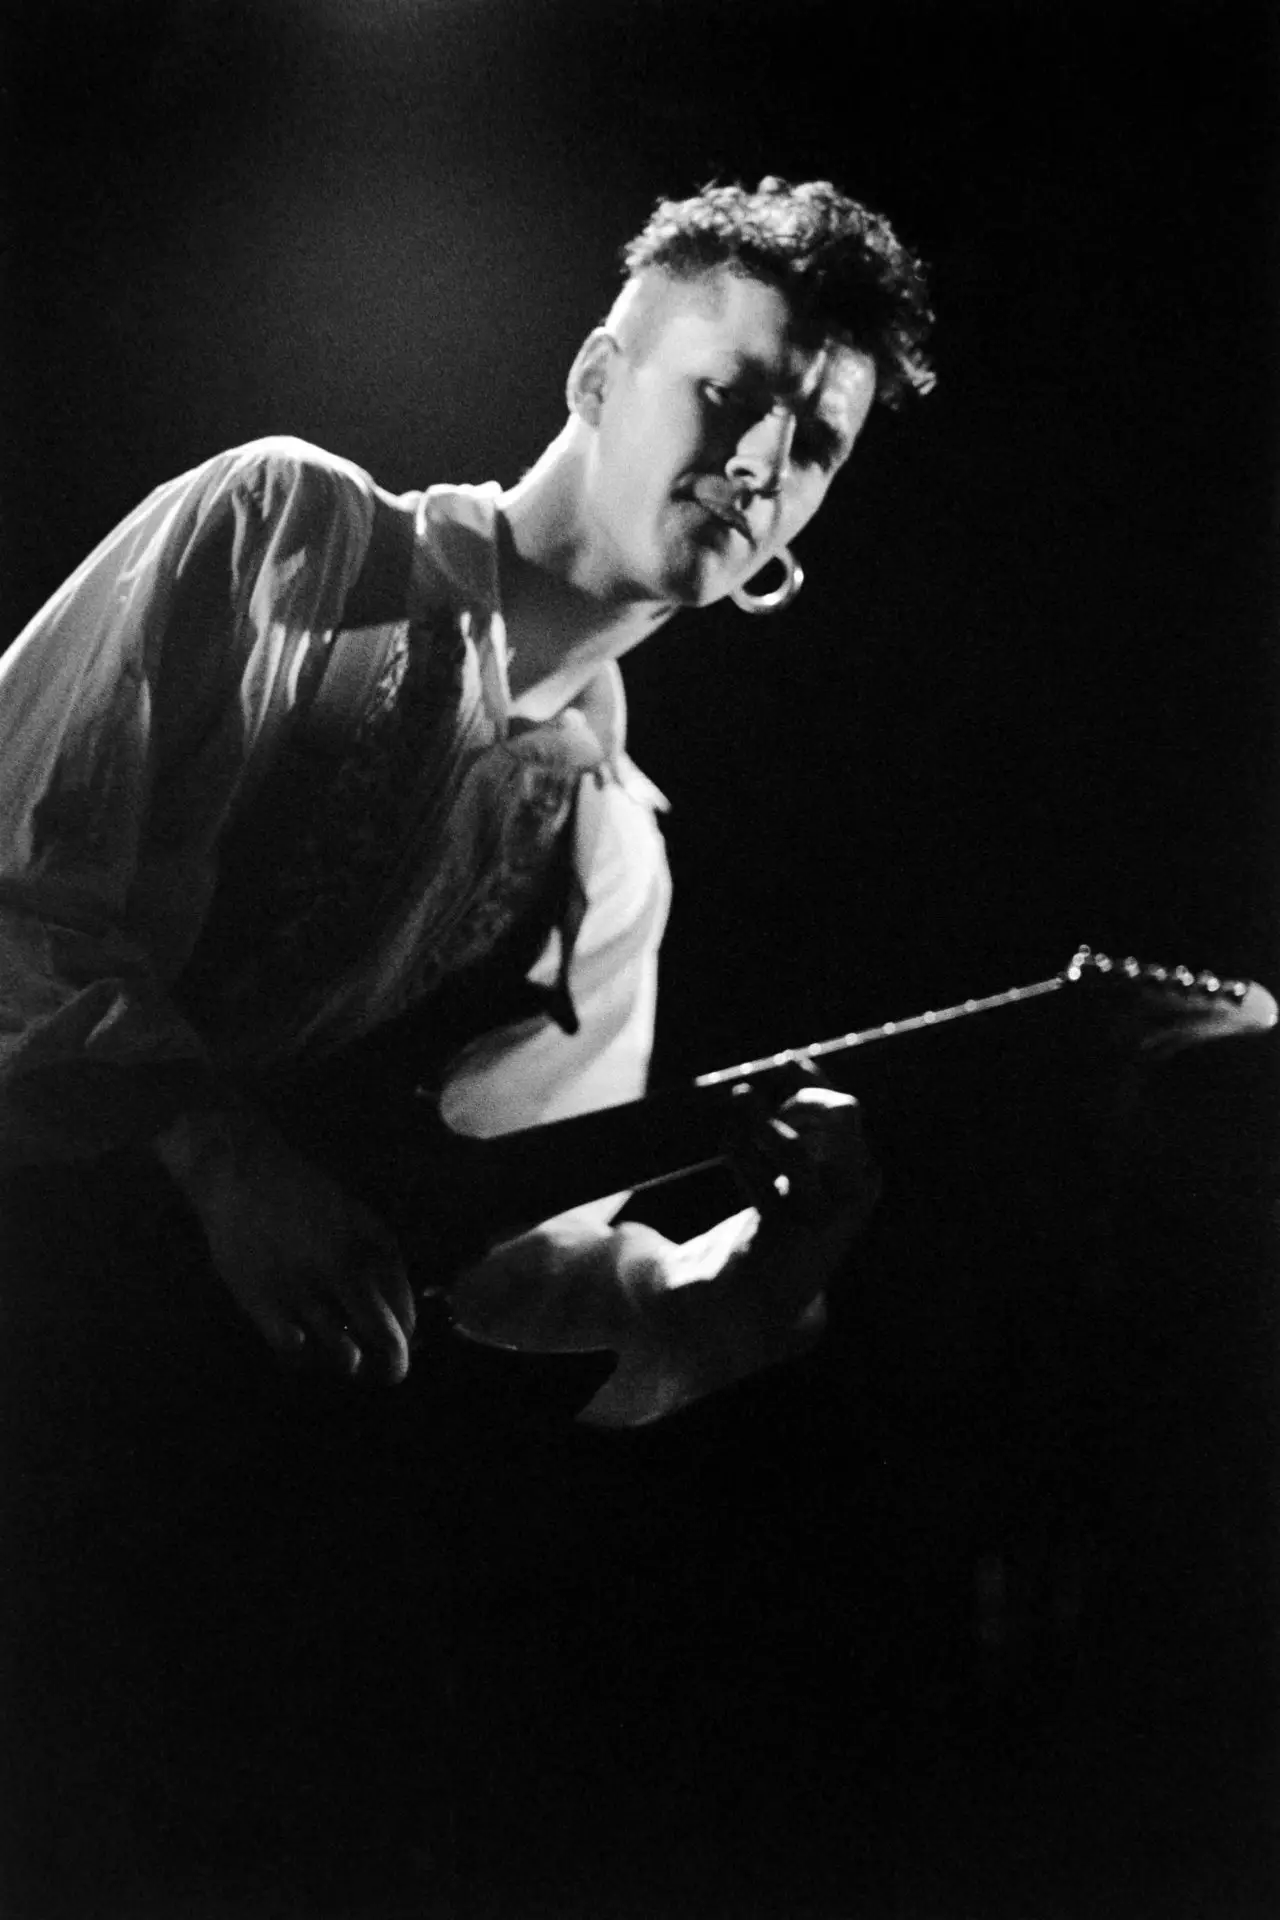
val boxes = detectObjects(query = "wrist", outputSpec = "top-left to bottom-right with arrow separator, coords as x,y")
150,1094 -> 259,1203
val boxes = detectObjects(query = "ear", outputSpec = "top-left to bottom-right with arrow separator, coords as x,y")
566,328 -> 621,425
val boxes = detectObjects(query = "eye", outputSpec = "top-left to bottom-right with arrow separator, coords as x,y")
702,382 -> 755,422
794,422 -> 847,472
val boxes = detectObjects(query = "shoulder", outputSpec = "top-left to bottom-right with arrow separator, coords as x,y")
206,434 -> 379,500
150,438 -> 390,567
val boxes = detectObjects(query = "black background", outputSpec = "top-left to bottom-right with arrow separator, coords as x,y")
4,3 -> 1279,1916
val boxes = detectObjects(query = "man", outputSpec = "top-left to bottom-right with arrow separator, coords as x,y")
0,178 -> 934,1906
0,175 -> 933,1415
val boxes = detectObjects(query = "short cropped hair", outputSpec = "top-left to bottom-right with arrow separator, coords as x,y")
621,176 -> 935,407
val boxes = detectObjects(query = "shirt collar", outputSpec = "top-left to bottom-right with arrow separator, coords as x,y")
412,481 -> 505,621
410,480 -> 629,763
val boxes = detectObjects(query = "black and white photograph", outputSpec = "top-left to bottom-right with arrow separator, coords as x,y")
2,3 -> 1277,1916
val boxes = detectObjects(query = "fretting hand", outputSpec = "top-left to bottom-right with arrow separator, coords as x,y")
712,1063 -> 882,1323
449,1064 -> 880,1427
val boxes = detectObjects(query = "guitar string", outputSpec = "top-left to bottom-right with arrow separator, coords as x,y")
690,943 -> 1248,1091
693,972 -> 1070,1089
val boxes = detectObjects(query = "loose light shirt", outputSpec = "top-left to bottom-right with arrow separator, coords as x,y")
0,438 -> 806,1425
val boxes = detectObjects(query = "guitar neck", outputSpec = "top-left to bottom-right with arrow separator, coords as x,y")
402,1081 -> 742,1260
377,944 -> 1269,1267
410,969 -> 1075,1256
692,970 -> 1069,1086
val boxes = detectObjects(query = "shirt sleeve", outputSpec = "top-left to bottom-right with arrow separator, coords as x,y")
0,437 -> 377,1163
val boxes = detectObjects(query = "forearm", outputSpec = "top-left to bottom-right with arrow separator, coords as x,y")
577,1212 -> 830,1428
150,1090 -> 260,1204
451,1083 -> 875,1429
450,1206 -> 827,1427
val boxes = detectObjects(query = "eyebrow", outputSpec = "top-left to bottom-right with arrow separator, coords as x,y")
708,349 -> 863,468
716,349 -> 859,425
715,352 -> 813,404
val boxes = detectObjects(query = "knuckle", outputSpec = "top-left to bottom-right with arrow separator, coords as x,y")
782,1085 -> 858,1114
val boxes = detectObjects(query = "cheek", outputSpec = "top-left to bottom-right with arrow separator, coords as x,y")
602,411 -> 661,498
776,474 -> 834,548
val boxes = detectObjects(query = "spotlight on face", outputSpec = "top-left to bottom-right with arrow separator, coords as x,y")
577,269 -> 876,609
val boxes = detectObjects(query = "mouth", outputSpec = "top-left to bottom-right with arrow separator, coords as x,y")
685,481 -> 754,546
707,504 -> 752,542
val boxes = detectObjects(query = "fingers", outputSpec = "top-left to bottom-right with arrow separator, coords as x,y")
727,1078 -> 879,1230
191,1113 -> 421,1383
383,1259 -> 418,1345
341,1210 -> 416,1380
778,1085 -> 876,1202
241,1240 -> 414,1385
290,1287 -> 366,1380
330,1252 -> 413,1385
247,1305 -> 309,1362
726,1085 -> 804,1211
754,1114 -> 823,1211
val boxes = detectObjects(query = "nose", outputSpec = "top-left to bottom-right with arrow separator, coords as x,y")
726,406 -> 795,499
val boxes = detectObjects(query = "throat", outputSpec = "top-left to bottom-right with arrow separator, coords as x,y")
505,616 -> 656,722
498,530 -> 670,718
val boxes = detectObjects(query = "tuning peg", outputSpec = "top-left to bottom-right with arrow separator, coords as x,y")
1066,948 -> 1261,1011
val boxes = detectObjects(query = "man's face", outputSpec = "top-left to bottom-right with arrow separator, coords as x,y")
579,269 -> 877,608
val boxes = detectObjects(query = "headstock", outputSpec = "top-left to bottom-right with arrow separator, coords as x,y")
1063,945 -> 1278,1057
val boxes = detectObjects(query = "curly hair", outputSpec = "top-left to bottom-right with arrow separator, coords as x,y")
620,177 -> 935,407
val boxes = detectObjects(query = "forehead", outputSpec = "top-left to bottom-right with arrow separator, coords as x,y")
644,268 -> 875,422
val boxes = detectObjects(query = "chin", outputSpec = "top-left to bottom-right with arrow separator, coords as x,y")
663,578 -> 714,610
657,549 -> 732,610
660,580 -> 726,613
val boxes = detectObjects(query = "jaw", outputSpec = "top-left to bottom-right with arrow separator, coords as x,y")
655,541 -> 737,609
656,499 -> 757,606
583,488 -> 758,610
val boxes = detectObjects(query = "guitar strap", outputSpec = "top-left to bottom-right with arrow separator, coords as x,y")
302,618 -> 404,756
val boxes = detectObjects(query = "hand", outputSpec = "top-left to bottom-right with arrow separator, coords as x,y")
153,1101 -> 416,1382
570,1072 -> 881,1426
729,1075 -> 882,1236
445,1067 -> 882,1428
690,1075 -> 882,1344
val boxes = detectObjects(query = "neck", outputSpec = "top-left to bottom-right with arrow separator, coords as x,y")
497,428 -> 673,721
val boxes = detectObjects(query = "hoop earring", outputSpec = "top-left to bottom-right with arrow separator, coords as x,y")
730,547 -> 804,616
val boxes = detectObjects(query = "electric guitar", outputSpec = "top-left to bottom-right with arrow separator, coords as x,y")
378,945 -> 1276,1272
262,944 -> 1272,1410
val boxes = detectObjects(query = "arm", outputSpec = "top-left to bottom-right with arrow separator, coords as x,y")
152,1092 -> 415,1381
451,1079 -> 877,1427
0,437 -> 379,1162
0,439 -> 417,1379
436,736 -> 879,1427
